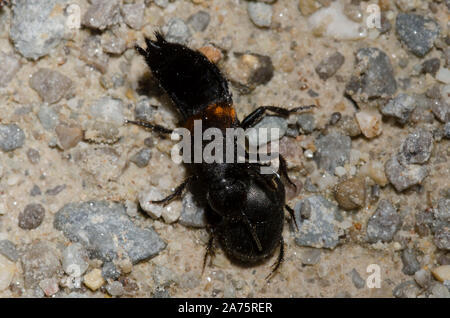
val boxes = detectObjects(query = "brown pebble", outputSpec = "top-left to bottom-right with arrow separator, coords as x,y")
55,124 -> 84,150
198,45 -> 223,64
334,177 -> 366,210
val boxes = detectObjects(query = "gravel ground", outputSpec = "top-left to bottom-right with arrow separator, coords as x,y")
0,0 -> 449,298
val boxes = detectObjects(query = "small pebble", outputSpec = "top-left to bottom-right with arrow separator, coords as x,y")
0,254 -> 16,292
297,114 -> 315,134
80,35 -> 110,73
106,281 -> 125,296
84,269 -> 105,291
314,131 -> 352,174
30,185 -> 42,196
414,269 -> 432,289
121,3 -> 145,30
247,2 -> 272,28
399,128 -> 433,165
0,52 -> 21,87
179,192 -> 207,228
381,94 -> 417,125
139,187 -> 165,219
62,243 -> 89,277
82,0 -> 121,31
130,148 -> 152,168
0,124 -> 25,152
26,148 -> 40,164
102,261 -> 121,280
187,11 -> 211,32
45,184 -> 66,196
431,265 -> 450,283
18,203 -> 45,230
55,125 -> 83,150
351,269 -> 365,289
334,177 -> 366,211
393,280 -> 420,298
39,278 -> 59,297
315,52 -> 345,80
101,32 -> 127,55
395,13 -> 440,57
385,155 -> 428,192
90,97 -> 124,125
367,200 -> 401,243
163,18 -> 192,45
245,116 -> 287,147
355,110 -> 382,139
421,58 -> 441,76
30,69 -> 72,104
198,46 -> 223,64
0,240 -> 19,262
401,248 -> 421,275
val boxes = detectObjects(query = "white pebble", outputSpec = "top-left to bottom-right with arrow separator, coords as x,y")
139,187 -> 164,219
435,68 -> 450,84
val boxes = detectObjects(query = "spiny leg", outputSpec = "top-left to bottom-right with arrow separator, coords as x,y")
125,119 -> 173,135
151,177 -> 192,205
240,105 -> 316,130
279,155 -> 296,189
202,231 -> 216,275
265,237 -> 284,281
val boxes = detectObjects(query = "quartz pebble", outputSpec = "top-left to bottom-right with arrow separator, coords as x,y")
163,18 -> 192,45
139,187 -> 164,219
55,125 -> 83,150
355,111 -> 382,139
121,3 -> 145,30
179,192 -> 207,228
187,11 -> 211,32
431,265 -> 450,282
247,2 -> 272,28
80,36 -> 110,73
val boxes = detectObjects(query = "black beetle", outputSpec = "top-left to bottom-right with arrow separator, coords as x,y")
127,32 -> 314,278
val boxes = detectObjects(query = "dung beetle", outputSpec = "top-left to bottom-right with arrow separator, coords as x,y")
127,32 -> 314,278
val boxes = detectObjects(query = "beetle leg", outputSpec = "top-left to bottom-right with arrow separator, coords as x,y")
265,236 -> 284,281
202,230 -> 216,275
279,155 -> 296,189
240,105 -> 316,130
125,119 -> 173,135
150,176 -> 192,205
285,205 -> 299,231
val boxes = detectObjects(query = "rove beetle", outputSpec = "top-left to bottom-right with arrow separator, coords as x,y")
127,32 -> 314,279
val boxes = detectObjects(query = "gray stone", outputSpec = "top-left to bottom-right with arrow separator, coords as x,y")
90,96 -> 124,125
297,114 -> 315,134
434,227 -> 450,251
444,123 -> 450,139
414,269 -> 432,289
399,128 -> 434,164
80,35 -> 110,73
82,0 -> 121,31
315,52 -> 345,80
292,195 -> 342,249
18,203 -> 45,230
102,261 -> 121,280
152,265 -> 178,287
45,184 -> 66,196
385,155 -> 428,192
245,116 -> 287,147
431,99 -> 450,123
393,280 -> 420,298
421,58 -> 440,76
38,104 -> 59,130
130,148 -> 152,168
179,192 -> 207,228
300,248 -> 321,265
30,69 -> 73,104
134,97 -> 154,122
0,240 -> 19,262
401,248 -> 421,275
336,115 -> 361,137
0,53 -> 21,87
396,13 -> 440,57
247,2 -> 272,28
430,283 -> 450,298
21,241 -> 61,288
0,124 -> 25,152
30,185 -> 42,197
121,3 -> 145,30
367,200 -> 401,243
54,201 -> 166,263
26,148 -> 40,164
10,0 -> 68,60
163,18 -> 192,45
351,269 -> 365,289
345,48 -> 397,102
187,11 -> 211,32
314,131 -> 352,174
106,281 -> 124,296
381,94 -> 417,124
62,243 -> 89,277
101,32 -> 127,55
